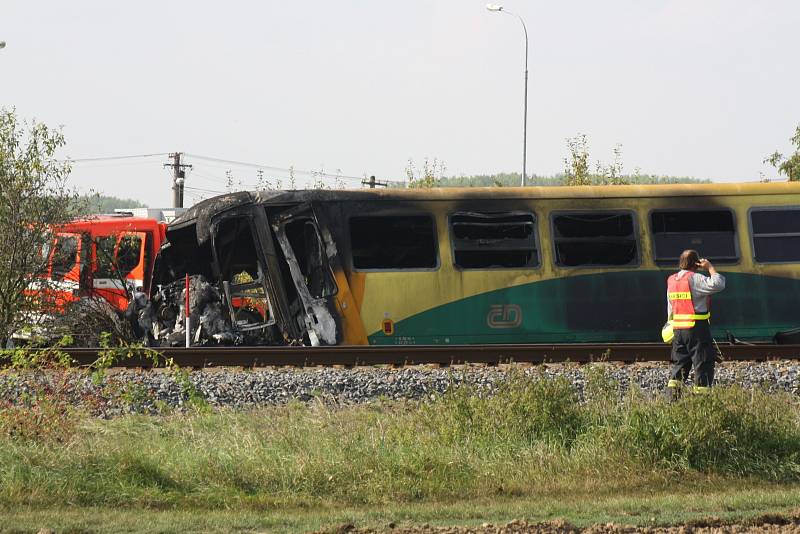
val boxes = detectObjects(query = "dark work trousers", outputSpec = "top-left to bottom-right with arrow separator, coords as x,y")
670,319 -> 715,387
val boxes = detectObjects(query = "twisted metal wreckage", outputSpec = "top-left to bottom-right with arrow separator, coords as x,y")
140,191 -> 341,347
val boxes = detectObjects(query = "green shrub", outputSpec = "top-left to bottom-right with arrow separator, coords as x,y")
419,371 -> 584,449
620,386 -> 800,479
0,369 -> 798,508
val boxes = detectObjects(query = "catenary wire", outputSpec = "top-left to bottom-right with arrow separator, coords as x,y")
67,153 -> 169,163
184,153 -> 365,182
189,166 -> 357,191
183,185 -> 227,195
65,152 -> 367,184
67,160 -> 164,169
65,152 -> 375,189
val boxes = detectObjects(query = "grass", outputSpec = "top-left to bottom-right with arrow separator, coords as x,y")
0,367 -> 799,532
2,485 -> 800,533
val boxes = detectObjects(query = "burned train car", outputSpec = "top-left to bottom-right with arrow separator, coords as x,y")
150,190 -> 350,346
150,182 -> 800,346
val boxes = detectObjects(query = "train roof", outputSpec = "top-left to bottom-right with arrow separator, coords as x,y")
173,181 -> 800,224
264,181 -> 800,201
167,181 -> 800,246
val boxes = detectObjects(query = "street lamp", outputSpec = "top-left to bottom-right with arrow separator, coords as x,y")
486,3 -> 529,187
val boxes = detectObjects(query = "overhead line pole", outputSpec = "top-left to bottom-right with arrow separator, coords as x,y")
164,152 -> 192,208
361,175 -> 388,189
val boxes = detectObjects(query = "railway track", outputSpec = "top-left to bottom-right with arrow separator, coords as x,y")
12,342 -> 800,368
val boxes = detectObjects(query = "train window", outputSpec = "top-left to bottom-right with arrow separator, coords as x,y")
213,215 -> 276,329
350,215 -> 437,270
650,210 -> 738,264
750,208 -> 800,263
214,217 -> 260,281
51,235 -> 78,280
552,212 -> 638,267
450,212 -> 538,269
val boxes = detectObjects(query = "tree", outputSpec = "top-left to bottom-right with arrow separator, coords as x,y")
395,141 -> 707,190
564,134 -> 630,186
78,193 -> 147,215
564,134 -> 591,186
595,144 -> 628,185
406,157 -> 446,188
764,123 -> 800,181
0,108 -> 79,346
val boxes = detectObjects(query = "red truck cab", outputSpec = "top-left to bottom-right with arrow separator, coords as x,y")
40,215 -> 167,313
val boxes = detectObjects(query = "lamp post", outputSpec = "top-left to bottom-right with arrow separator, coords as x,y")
486,3 -> 528,187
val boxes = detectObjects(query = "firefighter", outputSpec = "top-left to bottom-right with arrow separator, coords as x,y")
665,249 -> 726,397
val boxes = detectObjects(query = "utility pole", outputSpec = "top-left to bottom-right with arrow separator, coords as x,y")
361,175 -> 388,189
164,152 -> 192,208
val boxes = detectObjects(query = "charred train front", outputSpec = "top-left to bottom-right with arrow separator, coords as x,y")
149,191 -> 351,346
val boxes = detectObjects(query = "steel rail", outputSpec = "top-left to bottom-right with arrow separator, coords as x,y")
8,342 -> 800,368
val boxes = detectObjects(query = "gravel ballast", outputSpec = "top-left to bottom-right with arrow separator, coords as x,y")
0,361 -> 798,417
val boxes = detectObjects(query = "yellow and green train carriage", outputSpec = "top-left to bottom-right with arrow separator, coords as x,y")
155,182 -> 800,346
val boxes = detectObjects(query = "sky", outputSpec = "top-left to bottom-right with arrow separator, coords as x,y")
2,1 -> 799,207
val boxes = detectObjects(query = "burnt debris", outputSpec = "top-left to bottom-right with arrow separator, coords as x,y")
145,275 -> 277,347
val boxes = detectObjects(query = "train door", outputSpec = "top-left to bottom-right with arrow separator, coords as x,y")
210,212 -> 277,341
93,231 -> 147,311
270,204 -> 342,345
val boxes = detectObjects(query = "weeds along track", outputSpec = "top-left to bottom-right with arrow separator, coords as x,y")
27,342 -> 800,368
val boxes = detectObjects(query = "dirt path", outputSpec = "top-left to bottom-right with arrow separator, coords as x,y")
325,515 -> 800,534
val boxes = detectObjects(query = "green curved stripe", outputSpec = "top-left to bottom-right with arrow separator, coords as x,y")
368,271 -> 800,345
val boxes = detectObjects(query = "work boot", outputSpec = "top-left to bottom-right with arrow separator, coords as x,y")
664,387 -> 681,402
665,379 -> 683,402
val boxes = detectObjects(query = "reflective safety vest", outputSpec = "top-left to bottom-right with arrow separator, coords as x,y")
667,272 -> 710,329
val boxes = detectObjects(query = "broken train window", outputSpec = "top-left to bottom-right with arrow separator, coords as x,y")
750,207 -> 800,263
349,215 -> 438,270
450,211 -> 539,269
283,219 -> 337,299
213,216 -> 274,329
650,209 -> 738,264
552,211 -> 638,267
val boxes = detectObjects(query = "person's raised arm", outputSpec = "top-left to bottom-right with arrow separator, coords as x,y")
695,258 -> 725,293
697,258 -> 717,276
